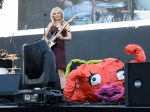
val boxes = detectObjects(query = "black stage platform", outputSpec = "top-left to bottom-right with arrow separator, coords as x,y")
0,103 -> 150,112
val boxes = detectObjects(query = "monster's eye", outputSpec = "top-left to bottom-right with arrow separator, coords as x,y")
89,74 -> 101,86
116,70 -> 124,80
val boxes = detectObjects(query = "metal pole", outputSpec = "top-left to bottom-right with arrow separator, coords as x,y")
131,0 -> 134,20
92,0 -> 96,23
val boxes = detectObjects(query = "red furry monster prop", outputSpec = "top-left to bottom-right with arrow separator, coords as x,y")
64,44 -> 146,102
124,44 -> 146,63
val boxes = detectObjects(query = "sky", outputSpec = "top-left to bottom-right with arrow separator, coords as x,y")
0,0 -> 18,37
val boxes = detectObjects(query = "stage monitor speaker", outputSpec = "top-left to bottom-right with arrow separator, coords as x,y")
0,74 -> 21,101
125,62 -> 150,107
0,74 -> 21,95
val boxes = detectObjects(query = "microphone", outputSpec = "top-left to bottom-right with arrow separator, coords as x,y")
43,8 -> 49,16
10,33 -> 14,43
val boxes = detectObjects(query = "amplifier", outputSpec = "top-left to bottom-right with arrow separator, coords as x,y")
125,63 -> 150,107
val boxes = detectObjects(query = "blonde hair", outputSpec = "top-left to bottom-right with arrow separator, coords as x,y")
50,7 -> 64,24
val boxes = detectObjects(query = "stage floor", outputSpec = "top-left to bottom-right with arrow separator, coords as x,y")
0,102 -> 150,112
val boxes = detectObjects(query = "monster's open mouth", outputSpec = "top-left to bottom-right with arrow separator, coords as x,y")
96,83 -> 124,101
99,91 -> 122,98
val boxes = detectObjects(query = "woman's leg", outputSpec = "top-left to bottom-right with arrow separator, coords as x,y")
58,69 -> 66,89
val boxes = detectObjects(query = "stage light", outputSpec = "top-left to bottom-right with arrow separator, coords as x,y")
15,39 -> 62,106
22,39 -> 60,89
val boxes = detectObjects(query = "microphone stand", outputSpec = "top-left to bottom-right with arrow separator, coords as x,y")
43,11 -> 47,39
9,33 -> 20,74
10,33 -> 18,54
